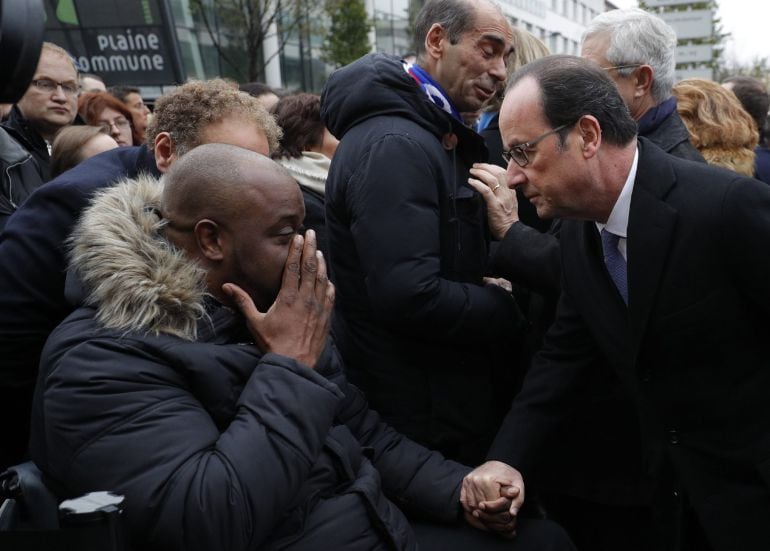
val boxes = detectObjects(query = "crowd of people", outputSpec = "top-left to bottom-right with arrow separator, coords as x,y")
1,1 -> 769,550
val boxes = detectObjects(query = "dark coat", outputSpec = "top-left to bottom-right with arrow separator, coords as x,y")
321,53 -> 526,465
0,127 -> 44,232
300,185 -> 328,258
0,145 -> 159,470
643,108 -> 705,163
2,105 -> 53,181
490,139 -> 770,551
755,145 -> 770,184
489,110 -> 708,508
30,177 -> 468,551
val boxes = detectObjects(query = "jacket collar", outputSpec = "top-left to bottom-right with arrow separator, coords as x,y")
3,105 -> 49,158
69,174 -> 209,340
0,126 -> 32,164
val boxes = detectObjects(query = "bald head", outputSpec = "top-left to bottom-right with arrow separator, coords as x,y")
161,143 -> 305,309
162,143 -> 296,232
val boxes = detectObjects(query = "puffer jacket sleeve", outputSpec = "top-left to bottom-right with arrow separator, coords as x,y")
344,131 -> 523,342
35,332 -> 344,551
320,344 -> 470,522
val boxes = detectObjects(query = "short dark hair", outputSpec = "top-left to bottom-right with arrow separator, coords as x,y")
271,93 -> 325,159
508,55 -> 637,147
413,0 -> 475,57
724,76 -> 769,144
108,85 -> 141,103
239,82 -> 276,98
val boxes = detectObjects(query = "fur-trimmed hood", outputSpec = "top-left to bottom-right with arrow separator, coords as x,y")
68,174 -> 207,340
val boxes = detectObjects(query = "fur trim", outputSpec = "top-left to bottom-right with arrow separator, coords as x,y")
69,174 -> 207,340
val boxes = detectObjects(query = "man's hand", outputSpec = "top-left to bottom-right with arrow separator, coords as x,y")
468,163 -> 519,240
222,229 -> 335,368
483,276 -> 513,294
461,461 -> 525,538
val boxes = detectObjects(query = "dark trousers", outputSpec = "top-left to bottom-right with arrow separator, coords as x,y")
543,489 -> 714,551
543,493 -> 658,551
411,518 -> 575,551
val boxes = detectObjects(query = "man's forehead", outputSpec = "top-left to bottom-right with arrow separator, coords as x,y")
467,3 -> 513,45
36,51 -> 77,76
500,78 -> 546,140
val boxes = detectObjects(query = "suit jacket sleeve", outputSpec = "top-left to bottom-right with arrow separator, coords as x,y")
490,220 -> 562,295
487,278 -> 599,477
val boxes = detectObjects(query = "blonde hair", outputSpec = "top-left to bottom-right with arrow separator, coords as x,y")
673,78 -> 758,177
485,28 -> 550,112
146,79 -> 281,155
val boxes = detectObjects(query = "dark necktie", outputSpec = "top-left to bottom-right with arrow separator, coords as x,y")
600,228 -> 628,304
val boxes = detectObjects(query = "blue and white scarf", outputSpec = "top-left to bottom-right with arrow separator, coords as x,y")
403,61 -> 463,124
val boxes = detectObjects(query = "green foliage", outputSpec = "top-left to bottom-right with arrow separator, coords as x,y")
321,0 -> 372,68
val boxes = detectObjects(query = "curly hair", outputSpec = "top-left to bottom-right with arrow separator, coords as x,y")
78,91 -> 140,145
145,79 -> 281,155
271,93 -> 324,159
673,78 -> 758,177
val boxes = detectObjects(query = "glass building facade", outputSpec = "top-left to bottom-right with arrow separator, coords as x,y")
43,0 -> 609,97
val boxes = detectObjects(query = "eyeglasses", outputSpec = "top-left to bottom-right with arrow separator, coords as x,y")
601,64 -> 641,72
98,119 -> 131,133
502,122 -> 573,168
31,79 -> 79,97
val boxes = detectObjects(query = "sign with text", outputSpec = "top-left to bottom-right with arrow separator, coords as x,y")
675,67 -> 713,81
659,10 -> 713,40
676,44 -> 713,64
43,0 -> 184,86
643,0 -> 697,6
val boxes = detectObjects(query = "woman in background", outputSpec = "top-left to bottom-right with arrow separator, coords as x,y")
673,78 -> 758,176
78,92 -> 139,147
271,93 -> 338,257
50,126 -> 118,179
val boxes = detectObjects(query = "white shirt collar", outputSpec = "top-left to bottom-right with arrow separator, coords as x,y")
596,146 -> 639,239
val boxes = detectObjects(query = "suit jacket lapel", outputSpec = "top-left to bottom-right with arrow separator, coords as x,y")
627,139 -> 678,359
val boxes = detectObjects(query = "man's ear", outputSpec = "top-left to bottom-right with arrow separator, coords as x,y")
193,219 -> 225,261
154,132 -> 177,173
633,65 -> 654,99
577,115 -> 601,158
425,23 -> 446,60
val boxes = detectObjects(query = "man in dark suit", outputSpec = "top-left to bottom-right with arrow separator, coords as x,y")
468,55 -> 770,551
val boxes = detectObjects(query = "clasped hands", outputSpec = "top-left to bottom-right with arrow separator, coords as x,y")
461,460 -> 525,539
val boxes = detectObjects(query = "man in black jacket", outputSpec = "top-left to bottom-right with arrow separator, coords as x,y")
472,54 -> 770,551
322,0 -> 526,467
2,42 -> 79,182
0,127 -> 44,231
468,9 -> 709,550
0,79 -> 280,471
31,144 -> 574,550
